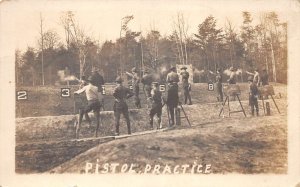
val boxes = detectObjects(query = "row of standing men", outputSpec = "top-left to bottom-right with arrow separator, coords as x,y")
73,66 -> 192,138
74,66 -> 269,138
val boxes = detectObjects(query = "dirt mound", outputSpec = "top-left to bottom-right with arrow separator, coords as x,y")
15,98 -> 287,173
50,114 -> 287,174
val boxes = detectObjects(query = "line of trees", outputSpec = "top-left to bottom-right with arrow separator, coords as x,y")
15,11 -> 287,85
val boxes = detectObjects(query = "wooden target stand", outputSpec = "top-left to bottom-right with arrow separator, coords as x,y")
258,85 -> 280,115
219,84 -> 247,117
174,103 -> 192,127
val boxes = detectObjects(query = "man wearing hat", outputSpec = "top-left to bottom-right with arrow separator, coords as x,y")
141,69 -> 153,107
74,76 -> 101,138
209,68 -> 224,102
91,67 -> 105,108
246,68 -> 261,86
126,67 -> 141,108
180,66 -> 192,105
149,82 -> 163,130
113,76 -> 134,136
248,76 -> 259,116
227,66 -> 237,84
166,66 -> 180,126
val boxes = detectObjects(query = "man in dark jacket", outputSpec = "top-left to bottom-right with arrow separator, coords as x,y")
91,67 -> 105,108
126,67 -> 141,108
141,69 -> 153,108
166,66 -> 179,126
248,76 -> 259,116
149,82 -> 163,130
113,76 -> 134,136
180,66 -> 192,105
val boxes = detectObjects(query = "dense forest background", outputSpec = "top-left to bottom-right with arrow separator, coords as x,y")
15,11 -> 287,85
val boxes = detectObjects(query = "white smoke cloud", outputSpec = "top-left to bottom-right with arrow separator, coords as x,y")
236,68 -> 243,75
65,75 -> 79,81
57,70 -> 79,82
223,69 -> 231,76
194,68 -> 205,75
160,66 -> 167,73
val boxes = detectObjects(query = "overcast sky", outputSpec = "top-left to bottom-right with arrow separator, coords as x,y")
0,0 -> 290,51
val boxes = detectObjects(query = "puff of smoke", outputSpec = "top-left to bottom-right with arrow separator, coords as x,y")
65,75 -> 79,81
57,70 -> 79,82
223,69 -> 231,76
160,66 -> 167,74
194,68 -> 205,75
236,69 -> 243,75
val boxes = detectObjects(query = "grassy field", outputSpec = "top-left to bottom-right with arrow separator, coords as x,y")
16,83 -> 286,118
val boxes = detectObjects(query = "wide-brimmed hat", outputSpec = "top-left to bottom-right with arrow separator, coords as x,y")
180,66 -> 187,70
170,66 -> 176,71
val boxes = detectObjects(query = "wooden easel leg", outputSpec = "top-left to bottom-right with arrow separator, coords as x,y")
219,96 -> 228,117
228,96 -> 231,117
271,95 -> 281,114
237,95 -> 247,117
180,104 -> 191,127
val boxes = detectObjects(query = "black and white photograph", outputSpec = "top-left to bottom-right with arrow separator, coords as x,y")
0,0 -> 300,186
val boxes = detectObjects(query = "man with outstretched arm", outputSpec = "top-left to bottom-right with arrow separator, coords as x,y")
74,76 -> 101,138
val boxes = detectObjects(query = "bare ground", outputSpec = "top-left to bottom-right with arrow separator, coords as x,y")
50,104 -> 287,174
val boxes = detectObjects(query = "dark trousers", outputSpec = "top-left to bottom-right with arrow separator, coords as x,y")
183,86 -> 192,104
144,85 -> 151,98
167,84 -> 179,125
168,106 -> 177,126
133,86 -> 141,108
144,85 -> 152,108
216,83 -> 223,102
77,100 -> 101,138
250,97 -> 259,116
149,103 -> 162,129
114,102 -> 131,135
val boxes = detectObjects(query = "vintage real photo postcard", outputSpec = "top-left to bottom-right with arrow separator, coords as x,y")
0,0 -> 300,186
